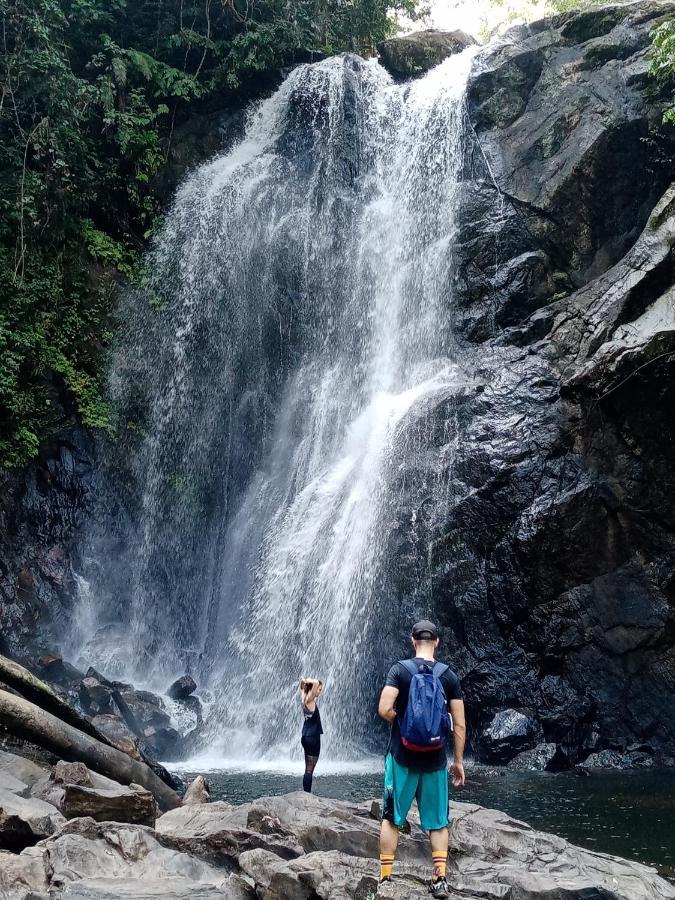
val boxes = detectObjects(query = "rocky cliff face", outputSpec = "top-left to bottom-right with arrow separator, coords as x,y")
0,430 -> 95,659
2,2 -> 675,763
390,1 -> 675,760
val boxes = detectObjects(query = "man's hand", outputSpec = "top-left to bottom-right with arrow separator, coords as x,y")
450,760 -> 465,788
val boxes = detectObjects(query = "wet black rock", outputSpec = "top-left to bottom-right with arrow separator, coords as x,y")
117,691 -> 179,758
79,677 -> 114,716
90,714 -> 138,753
167,675 -> 197,701
478,709 -> 543,763
129,689 -> 165,708
508,742 -> 571,772
0,429 -> 95,659
383,0 -> 675,763
378,29 -> 477,78
37,656 -> 85,706
456,1 -> 675,339
177,694 -> 203,723
579,749 -> 656,770
85,666 -> 132,692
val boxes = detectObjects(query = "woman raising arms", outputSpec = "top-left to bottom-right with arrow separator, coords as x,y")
299,677 -> 323,793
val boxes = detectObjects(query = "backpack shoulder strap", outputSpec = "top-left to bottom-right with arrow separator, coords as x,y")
432,662 -> 449,678
400,659 -> 419,677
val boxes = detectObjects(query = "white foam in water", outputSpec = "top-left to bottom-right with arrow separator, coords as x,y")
171,755 -> 383,776
76,48 -> 480,760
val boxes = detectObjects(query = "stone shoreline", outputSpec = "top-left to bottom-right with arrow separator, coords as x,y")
1,748 -> 674,900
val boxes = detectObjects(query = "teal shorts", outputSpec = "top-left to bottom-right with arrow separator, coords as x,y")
382,753 -> 449,832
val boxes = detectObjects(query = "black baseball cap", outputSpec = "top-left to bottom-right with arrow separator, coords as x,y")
412,619 -> 438,640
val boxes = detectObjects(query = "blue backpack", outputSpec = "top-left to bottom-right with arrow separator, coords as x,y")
399,660 -> 452,752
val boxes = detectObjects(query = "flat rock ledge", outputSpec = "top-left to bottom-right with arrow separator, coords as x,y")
3,791 -> 674,900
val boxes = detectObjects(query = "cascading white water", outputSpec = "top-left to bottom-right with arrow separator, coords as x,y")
75,47 -> 477,762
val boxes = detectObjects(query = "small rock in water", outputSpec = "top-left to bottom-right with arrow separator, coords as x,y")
167,675 -> 197,701
508,742 -> 570,772
183,776 -> 209,806
579,749 -> 656,770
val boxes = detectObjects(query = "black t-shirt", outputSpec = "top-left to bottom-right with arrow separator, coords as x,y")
385,657 -> 463,773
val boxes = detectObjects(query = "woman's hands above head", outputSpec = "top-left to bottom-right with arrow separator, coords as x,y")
299,678 -> 322,700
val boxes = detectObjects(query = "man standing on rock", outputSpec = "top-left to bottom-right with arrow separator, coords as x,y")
377,619 -> 466,898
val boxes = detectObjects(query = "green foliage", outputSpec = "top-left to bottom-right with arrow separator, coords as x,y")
650,18 -> 675,124
0,0 -> 422,468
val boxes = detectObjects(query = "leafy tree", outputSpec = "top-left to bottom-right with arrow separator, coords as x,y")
0,0 -> 423,468
650,17 -> 675,124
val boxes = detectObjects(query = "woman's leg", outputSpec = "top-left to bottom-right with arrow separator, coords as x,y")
303,746 -> 320,792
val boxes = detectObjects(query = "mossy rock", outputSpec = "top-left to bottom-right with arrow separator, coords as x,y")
378,29 -> 476,79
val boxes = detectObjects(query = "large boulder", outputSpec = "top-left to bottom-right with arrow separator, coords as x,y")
0,787 -> 65,850
0,749 -> 47,790
155,800 -> 305,864
33,761 -> 158,825
478,709 -> 542,763
3,789 -> 674,899
0,769 -> 29,795
161,792 -> 675,900
378,29 -> 476,78
52,878 -> 250,899
0,845 -> 50,899
3,817 -> 253,900
118,690 -> 180,758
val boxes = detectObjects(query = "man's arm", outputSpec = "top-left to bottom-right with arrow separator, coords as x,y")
449,698 -> 466,787
378,686 -> 399,723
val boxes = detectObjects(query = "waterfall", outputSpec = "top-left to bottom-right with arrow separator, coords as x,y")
76,46 -> 478,762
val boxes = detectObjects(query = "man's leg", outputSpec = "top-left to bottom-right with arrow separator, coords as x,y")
380,754 -> 416,882
417,768 -> 450,896
379,818 -> 399,881
429,826 -> 449,881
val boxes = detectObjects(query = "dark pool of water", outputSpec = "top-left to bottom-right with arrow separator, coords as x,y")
175,764 -> 675,875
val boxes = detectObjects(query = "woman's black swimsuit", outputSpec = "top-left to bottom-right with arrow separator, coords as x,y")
301,704 -> 323,757
301,703 -> 322,792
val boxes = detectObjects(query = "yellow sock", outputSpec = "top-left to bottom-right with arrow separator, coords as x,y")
379,853 -> 395,881
432,854 -> 447,880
